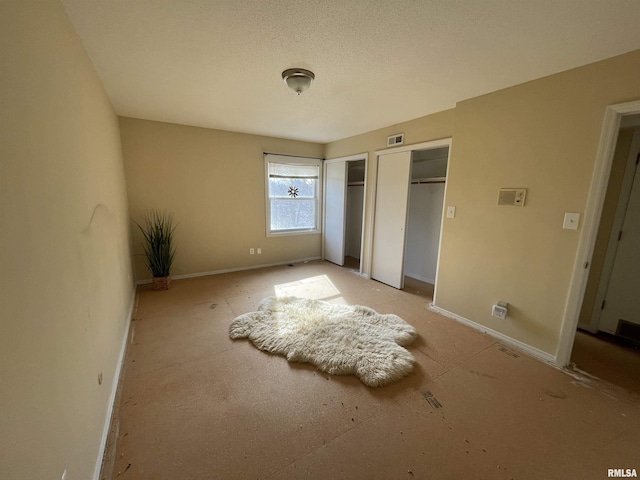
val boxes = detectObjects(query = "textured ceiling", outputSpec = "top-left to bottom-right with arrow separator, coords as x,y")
61,0 -> 640,143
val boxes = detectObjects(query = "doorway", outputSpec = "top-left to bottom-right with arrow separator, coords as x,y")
570,117 -> 640,392
404,147 -> 448,287
345,160 -> 365,270
323,154 -> 367,273
556,101 -> 640,394
370,139 -> 451,291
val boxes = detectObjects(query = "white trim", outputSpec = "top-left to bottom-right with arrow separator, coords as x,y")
266,228 -> 322,237
431,139 -> 453,305
429,304 -> 556,365
136,257 -> 323,285
375,138 -> 452,156
556,100 -> 640,366
323,152 -> 369,275
360,156 -> 370,275
93,288 -> 136,480
363,154 -> 376,279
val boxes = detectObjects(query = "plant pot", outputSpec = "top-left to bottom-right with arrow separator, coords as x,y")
152,275 -> 171,291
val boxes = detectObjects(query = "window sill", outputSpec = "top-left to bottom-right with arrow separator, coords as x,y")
267,229 -> 321,238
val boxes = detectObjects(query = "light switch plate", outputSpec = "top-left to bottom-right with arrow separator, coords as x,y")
563,212 -> 580,230
446,206 -> 456,218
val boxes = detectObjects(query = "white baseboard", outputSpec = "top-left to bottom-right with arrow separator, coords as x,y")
428,303 -> 557,365
136,257 -> 323,285
93,288 -> 136,480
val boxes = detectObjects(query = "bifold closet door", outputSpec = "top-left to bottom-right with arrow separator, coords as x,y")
324,161 -> 347,266
371,151 -> 412,289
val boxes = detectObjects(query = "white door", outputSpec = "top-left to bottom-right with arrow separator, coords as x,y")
599,159 -> 640,333
324,161 -> 347,266
371,151 -> 412,288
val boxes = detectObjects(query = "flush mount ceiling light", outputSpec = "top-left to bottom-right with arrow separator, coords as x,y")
282,68 -> 315,95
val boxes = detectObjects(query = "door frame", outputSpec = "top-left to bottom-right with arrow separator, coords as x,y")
322,152 -> 368,275
372,138 -> 452,290
556,100 -> 640,366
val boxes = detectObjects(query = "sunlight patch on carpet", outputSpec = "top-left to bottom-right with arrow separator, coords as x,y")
229,296 -> 417,387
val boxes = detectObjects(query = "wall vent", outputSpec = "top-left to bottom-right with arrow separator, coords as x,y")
387,133 -> 404,147
616,319 -> 640,346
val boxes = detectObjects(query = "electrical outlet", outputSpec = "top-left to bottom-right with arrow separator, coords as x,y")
257,248 -> 261,254
446,206 -> 456,218
492,301 -> 509,319
249,248 -> 255,255
492,305 -> 507,319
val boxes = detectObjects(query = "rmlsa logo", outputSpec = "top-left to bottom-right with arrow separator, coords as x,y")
608,469 -> 638,478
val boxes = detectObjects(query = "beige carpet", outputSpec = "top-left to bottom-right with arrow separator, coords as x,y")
102,260 -> 640,480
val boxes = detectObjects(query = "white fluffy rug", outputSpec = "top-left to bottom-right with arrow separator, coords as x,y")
229,296 -> 417,387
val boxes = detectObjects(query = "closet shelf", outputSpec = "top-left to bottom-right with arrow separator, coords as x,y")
411,176 -> 446,185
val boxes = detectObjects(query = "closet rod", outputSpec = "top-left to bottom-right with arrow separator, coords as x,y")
411,177 -> 446,185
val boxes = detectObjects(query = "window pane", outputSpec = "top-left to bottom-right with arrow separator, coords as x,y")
271,199 -> 316,230
265,157 -> 321,235
269,177 -> 316,198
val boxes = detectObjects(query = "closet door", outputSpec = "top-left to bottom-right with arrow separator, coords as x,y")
324,161 -> 347,266
371,151 -> 412,288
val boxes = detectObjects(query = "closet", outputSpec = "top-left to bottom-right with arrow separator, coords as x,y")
324,157 -> 366,270
404,148 -> 448,284
371,143 -> 449,289
345,160 -> 365,267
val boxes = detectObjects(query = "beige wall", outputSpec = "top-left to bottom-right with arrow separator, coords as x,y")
578,128 -> 636,329
0,2 -> 134,480
324,50 -> 640,358
436,50 -> 640,356
120,118 -> 324,281
324,110 -> 456,274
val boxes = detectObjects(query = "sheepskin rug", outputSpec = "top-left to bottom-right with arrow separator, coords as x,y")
229,296 -> 417,387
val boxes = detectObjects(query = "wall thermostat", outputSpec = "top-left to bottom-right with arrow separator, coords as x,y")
498,188 -> 527,206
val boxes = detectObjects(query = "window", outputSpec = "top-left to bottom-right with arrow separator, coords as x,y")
265,154 -> 322,236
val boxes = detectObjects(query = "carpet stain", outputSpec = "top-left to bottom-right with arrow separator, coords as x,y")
469,370 -> 498,379
498,345 -> 520,358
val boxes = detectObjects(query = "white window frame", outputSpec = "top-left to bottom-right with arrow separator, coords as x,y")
264,154 -> 323,237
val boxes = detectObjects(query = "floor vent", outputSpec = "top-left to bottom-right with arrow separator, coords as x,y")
422,391 -> 443,409
616,319 -> 640,346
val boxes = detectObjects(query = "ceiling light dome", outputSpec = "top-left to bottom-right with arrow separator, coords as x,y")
282,68 -> 315,95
